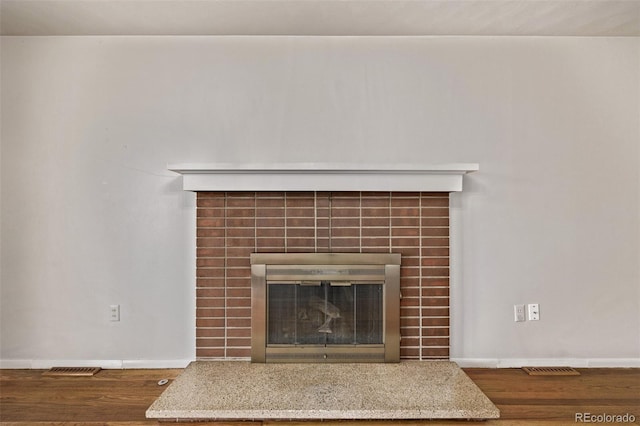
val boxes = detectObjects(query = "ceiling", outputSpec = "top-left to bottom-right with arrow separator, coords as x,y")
1,0 -> 639,37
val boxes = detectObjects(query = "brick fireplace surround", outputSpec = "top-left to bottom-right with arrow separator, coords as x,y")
195,191 -> 450,361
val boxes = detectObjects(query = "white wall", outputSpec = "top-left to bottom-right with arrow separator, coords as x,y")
1,36 -> 638,367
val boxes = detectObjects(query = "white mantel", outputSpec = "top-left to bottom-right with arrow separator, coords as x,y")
168,163 -> 479,192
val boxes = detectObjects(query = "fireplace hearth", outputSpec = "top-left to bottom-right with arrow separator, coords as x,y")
251,253 -> 401,363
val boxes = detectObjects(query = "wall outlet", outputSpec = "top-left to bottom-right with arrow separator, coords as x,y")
109,304 -> 120,322
528,303 -> 540,321
514,304 -> 526,322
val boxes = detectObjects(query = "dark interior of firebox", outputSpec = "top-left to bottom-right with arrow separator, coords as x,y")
267,281 -> 383,346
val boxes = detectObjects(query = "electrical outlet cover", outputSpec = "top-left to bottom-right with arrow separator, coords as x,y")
109,304 -> 120,322
514,304 -> 526,322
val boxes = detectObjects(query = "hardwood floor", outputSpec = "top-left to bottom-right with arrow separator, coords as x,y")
1,368 -> 638,425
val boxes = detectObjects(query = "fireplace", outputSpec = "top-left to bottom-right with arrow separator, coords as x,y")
168,162 -> 478,361
251,253 -> 401,363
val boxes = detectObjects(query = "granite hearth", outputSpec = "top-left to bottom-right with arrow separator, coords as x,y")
146,361 -> 499,421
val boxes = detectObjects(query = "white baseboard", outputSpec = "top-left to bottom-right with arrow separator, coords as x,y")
451,358 -> 640,368
2,358 -> 638,369
0,359 -> 193,369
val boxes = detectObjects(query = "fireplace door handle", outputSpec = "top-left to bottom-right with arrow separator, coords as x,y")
329,281 -> 352,287
300,281 -> 322,286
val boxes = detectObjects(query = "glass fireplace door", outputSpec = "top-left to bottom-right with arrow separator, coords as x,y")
251,253 -> 401,363
267,281 -> 383,346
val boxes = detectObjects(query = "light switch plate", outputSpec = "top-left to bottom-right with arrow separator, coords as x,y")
528,303 -> 540,321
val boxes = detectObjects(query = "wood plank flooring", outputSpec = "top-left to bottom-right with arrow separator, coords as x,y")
1,368 -> 638,425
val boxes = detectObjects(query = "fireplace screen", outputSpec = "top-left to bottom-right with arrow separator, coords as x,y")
268,282 -> 383,345
251,253 -> 400,363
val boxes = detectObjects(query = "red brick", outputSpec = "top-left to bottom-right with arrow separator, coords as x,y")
422,337 -> 450,347
361,237 -> 390,247
422,307 -> 450,317
196,328 -> 225,338
392,237 -> 420,247
361,197 -> 390,208
331,197 -> 360,208
362,207 -> 390,217
422,287 -> 449,297
421,347 -> 449,357
422,267 -> 450,277
227,328 -> 251,338
286,208 -> 315,218
226,218 -> 255,228
197,218 -> 225,228
226,348 -> 251,358
197,198 -> 225,208
421,197 -> 449,207
196,268 -> 225,278
198,298 -> 225,308
422,227 -> 449,237
400,347 -> 420,358
227,228 -> 255,238
227,337 -> 251,347
226,247 -> 254,258
421,247 -> 449,257
196,288 -> 225,298
331,208 -> 360,217
226,237 -> 255,248
421,207 -> 449,217
362,217 -> 389,227
256,208 -> 285,218
196,308 -> 225,318
400,297 -> 420,307
226,307 -> 251,317
332,228 -> 360,238
422,217 -> 449,227
225,208 -> 255,218
196,338 -> 225,348
227,288 -> 251,298
195,191 -> 452,361
286,197 -> 315,208
423,327 -> 449,337
196,318 -> 224,328
197,248 -> 225,257
421,297 -> 449,307
227,318 -> 251,328
391,207 -> 419,217
196,348 -> 224,358
286,218 -> 315,227
196,258 -> 225,268
421,258 -> 450,267
226,278 -> 250,288
255,192 -> 285,198
197,208 -> 223,218
196,278 -> 225,288
226,298 -> 250,308
392,228 -> 420,237
196,237 -> 224,248
226,197 -> 255,208
331,218 -> 360,227
422,278 -> 450,287
421,317 -> 450,327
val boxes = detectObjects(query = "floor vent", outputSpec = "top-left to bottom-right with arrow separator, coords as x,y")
522,366 -> 580,376
42,367 -> 102,377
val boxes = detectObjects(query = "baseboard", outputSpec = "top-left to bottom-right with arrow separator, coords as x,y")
0,359 -> 193,369
451,358 -> 640,368
2,358 -> 638,369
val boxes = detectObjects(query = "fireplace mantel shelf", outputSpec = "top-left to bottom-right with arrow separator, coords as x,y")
168,162 -> 479,192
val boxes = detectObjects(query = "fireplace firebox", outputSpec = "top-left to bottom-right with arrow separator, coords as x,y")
251,253 -> 401,363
